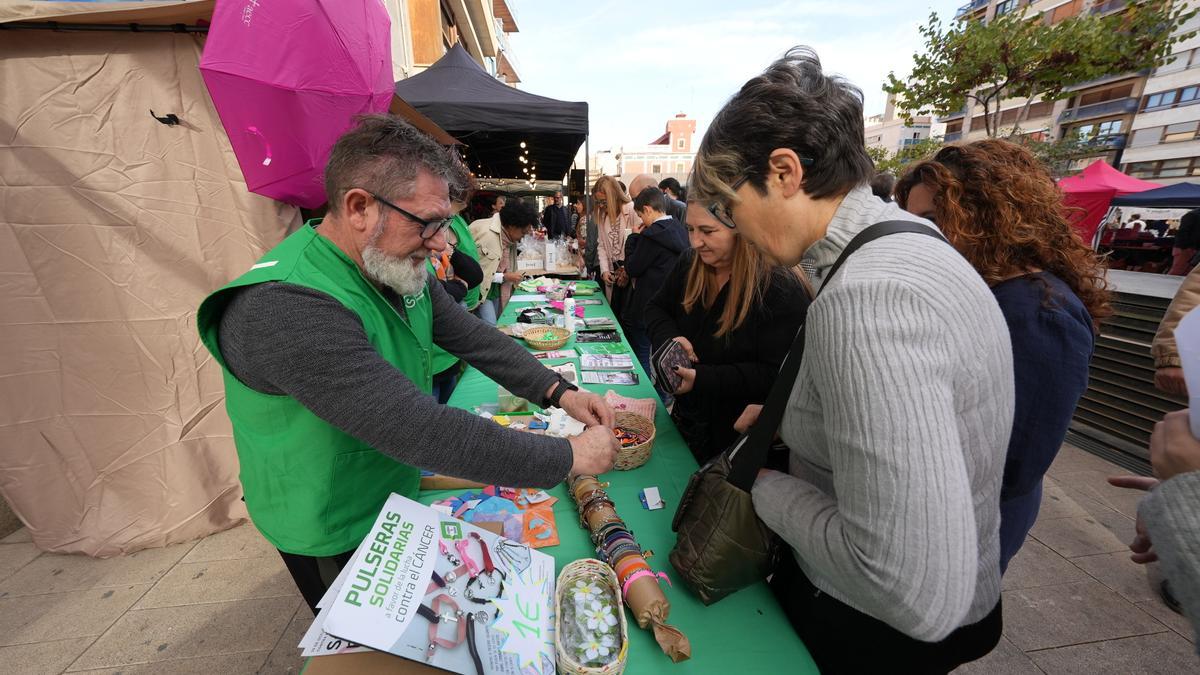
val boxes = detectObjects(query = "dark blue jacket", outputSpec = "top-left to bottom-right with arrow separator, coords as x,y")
995,272 -> 1094,572
541,204 -> 571,239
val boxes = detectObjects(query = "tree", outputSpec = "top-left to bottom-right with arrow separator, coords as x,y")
886,1 -> 1196,138
867,134 -> 1095,179
868,136 -> 945,175
1020,135 -> 1093,178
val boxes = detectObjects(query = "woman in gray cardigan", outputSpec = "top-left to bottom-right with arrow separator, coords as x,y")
691,47 -> 1014,673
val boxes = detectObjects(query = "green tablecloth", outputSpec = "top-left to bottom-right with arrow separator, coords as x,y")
430,284 -> 818,674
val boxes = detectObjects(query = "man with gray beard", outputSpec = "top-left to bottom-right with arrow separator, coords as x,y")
196,116 -> 618,611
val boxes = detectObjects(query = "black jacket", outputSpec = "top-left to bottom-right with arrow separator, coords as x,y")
542,204 -> 571,239
665,197 -> 687,226
439,248 -> 483,303
622,216 -> 689,326
1177,208 -> 1200,250
645,250 -> 810,461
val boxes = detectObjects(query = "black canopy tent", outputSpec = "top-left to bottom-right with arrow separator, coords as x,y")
394,44 -> 588,182
1111,182 -> 1200,208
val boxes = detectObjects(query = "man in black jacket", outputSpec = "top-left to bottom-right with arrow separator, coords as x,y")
541,190 -> 572,239
1171,208 -> 1200,275
624,187 -> 689,397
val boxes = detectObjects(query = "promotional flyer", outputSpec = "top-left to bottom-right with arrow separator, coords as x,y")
321,493 -> 557,674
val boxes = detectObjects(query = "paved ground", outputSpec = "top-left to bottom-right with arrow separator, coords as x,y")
0,443 -> 1194,674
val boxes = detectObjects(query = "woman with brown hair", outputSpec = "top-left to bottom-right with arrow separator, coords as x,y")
644,204 -> 810,463
591,175 -> 639,300
896,139 -> 1111,573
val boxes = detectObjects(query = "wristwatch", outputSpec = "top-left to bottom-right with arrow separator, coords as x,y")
545,376 -> 579,408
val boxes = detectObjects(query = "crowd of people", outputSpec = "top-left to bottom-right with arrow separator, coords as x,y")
196,44 -> 1200,672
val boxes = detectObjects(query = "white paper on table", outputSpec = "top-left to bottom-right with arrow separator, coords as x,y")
508,293 -> 548,302
318,493 -> 558,674
316,565 -> 349,611
1175,307 -> 1200,437
300,604 -> 371,657
549,362 -> 580,384
541,407 -> 586,438
301,542 -> 372,657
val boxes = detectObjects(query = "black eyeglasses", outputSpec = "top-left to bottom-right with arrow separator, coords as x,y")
367,191 -> 454,240
707,157 -> 815,229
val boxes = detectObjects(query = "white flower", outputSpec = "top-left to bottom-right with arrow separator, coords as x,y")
581,633 -> 616,661
581,601 -> 618,632
572,580 -> 601,604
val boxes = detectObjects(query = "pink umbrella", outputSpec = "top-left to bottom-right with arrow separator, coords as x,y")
200,0 -> 393,208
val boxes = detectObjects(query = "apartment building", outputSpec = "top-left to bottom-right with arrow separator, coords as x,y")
944,0 -> 1152,172
866,94 -> 934,152
396,0 -> 522,85
621,114 -> 697,179
1123,1 -> 1200,183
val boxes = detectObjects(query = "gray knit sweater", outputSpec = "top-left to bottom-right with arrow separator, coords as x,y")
752,185 -> 1014,642
1140,471 -> 1200,651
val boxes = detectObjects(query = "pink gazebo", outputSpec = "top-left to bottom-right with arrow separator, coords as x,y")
1060,160 -> 1162,244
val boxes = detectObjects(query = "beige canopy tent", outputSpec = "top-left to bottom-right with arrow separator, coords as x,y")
0,1 -> 300,556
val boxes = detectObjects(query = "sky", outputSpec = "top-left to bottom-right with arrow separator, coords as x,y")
506,0 -> 966,151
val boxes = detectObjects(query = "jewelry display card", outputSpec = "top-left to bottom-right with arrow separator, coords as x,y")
320,493 -> 557,674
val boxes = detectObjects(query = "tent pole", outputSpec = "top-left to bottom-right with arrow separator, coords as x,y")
1,22 -> 209,33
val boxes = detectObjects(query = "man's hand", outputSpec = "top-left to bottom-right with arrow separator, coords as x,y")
1129,515 -> 1158,564
673,366 -> 696,395
1107,475 -> 1160,492
503,272 -> 524,284
568,425 -> 619,476
557,388 -> 616,428
672,336 -> 698,362
1107,474 -> 1160,565
1154,367 -> 1188,396
734,404 -> 763,434
615,269 -> 629,287
1150,409 -> 1200,481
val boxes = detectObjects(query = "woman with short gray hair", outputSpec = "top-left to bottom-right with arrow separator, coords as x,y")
691,47 -> 1013,672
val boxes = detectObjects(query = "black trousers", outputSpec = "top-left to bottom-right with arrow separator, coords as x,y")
279,548 -> 357,613
770,554 -> 1002,674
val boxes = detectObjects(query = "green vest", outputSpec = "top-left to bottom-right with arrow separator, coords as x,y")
452,215 -> 482,311
196,223 -> 432,556
428,215 -> 481,375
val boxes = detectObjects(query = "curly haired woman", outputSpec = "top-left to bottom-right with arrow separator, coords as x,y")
897,140 -> 1112,572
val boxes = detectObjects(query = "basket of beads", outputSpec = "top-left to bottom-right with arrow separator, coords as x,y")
555,558 -> 629,675
613,412 -> 655,470
523,325 -> 572,351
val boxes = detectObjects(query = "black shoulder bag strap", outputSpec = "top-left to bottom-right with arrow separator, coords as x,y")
725,220 -> 948,491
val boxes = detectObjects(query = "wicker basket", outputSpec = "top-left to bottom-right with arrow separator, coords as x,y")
555,558 -> 629,675
613,412 -> 655,470
523,325 -> 572,351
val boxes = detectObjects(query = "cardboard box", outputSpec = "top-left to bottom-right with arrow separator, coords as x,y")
304,650 -> 445,674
